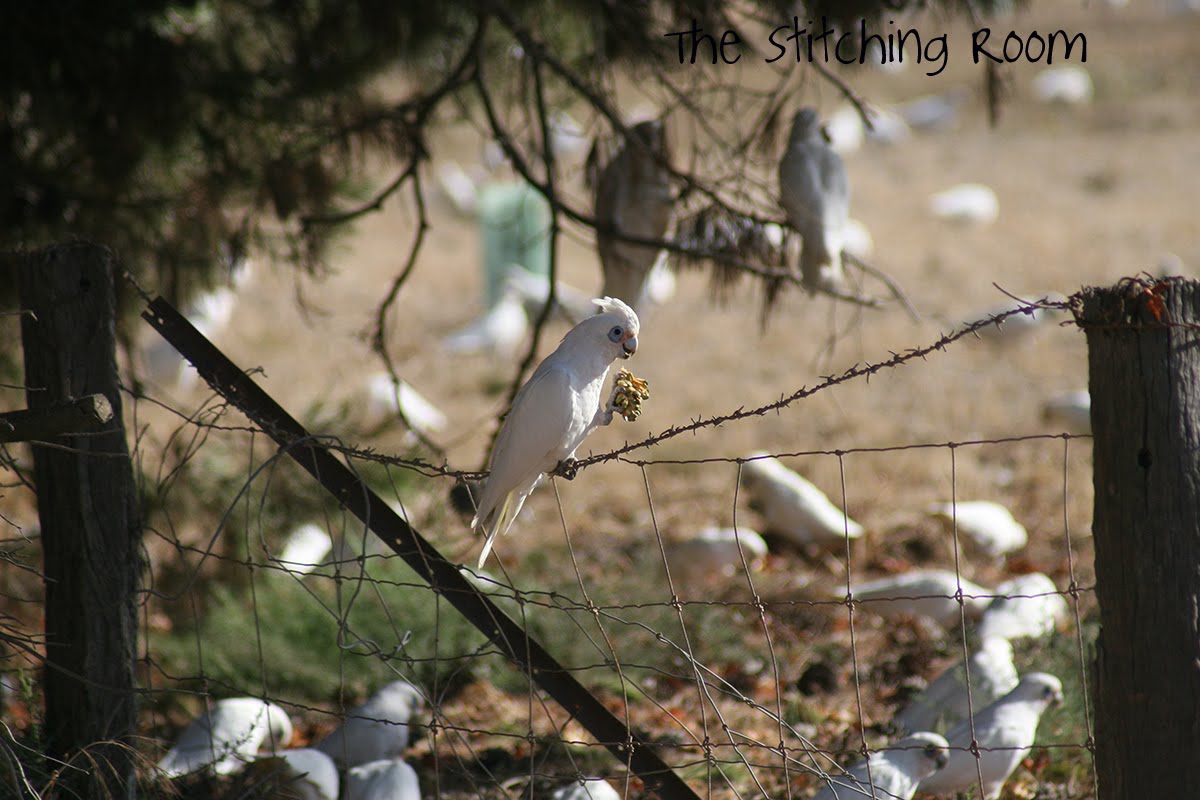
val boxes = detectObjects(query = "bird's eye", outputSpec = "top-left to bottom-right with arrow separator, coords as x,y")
608,326 -> 623,342
924,745 -> 938,758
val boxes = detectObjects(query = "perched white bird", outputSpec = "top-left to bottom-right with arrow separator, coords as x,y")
1032,66 -> 1094,105
810,732 -> 950,800
278,523 -> 335,576
778,108 -> 851,293
595,120 -> 674,311
824,104 -> 865,154
158,698 -> 293,777
364,373 -> 449,439
552,778 -> 623,800
345,758 -> 421,800
740,454 -> 863,546
316,681 -> 424,768
663,527 -> 769,581
441,288 -> 530,357
842,218 -> 875,260
848,570 -> 991,628
978,573 -> 1068,642
928,501 -> 1029,559
929,183 -> 998,225
891,638 -> 1019,735
1042,390 -> 1091,434
918,673 -> 1064,799
249,748 -> 340,800
471,297 -> 640,567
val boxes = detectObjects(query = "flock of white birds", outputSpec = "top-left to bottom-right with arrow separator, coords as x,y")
141,54 -> 1113,798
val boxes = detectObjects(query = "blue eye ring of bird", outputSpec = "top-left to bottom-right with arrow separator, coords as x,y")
608,324 -> 637,357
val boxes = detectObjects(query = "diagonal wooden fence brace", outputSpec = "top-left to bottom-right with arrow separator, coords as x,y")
140,295 -> 702,800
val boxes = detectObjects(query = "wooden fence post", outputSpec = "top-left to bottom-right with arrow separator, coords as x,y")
12,244 -> 140,799
1077,277 -> 1200,798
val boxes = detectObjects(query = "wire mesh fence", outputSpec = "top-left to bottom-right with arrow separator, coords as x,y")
0,286 -> 1099,799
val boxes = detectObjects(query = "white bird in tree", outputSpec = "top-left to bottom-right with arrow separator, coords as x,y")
917,672 -> 1063,799
809,732 -> 951,800
778,107 -> 850,294
471,297 -> 640,567
595,121 -> 674,312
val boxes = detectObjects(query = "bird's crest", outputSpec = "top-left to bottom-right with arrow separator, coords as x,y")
592,295 -> 636,318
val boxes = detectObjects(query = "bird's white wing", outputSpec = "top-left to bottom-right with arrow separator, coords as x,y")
473,367 -> 576,560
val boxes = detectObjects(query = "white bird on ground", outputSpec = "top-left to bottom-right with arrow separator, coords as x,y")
1042,390 -> 1091,434
891,637 -> 1019,735
929,183 -> 998,225
928,501 -> 1029,559
436,161 -> 481,217
248,748 -> 339,800
663,527 -> 769,580
862,107 -> 912,146
595,120 -> 674,312
778,108 -> 851,294
471,297 -> 640,567
897,90 -> 967,130
978,573 -> 1068,641
316,681 -> 424,768
441,286 -> 530,357
552,778 -> 623,800
364,372 -> 449,439
847,570 -> 991,628
918,673 -> 1064,799
158,698 -> 293,777
1032,66 -> 1094,105
549,111 -> 590,160
810,732 -> 951,800
504,268 -> 599,324
345,758 -> 421,800
740,454 -> 863,546
278,523 -> 335,576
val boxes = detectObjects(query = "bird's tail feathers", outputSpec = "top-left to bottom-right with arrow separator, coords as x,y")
476,491 -> 524,568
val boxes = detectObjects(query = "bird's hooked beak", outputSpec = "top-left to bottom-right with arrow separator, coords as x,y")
621,334 -> 638,359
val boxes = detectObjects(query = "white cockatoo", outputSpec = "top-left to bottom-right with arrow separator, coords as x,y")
364,373 -> 449,439
929,183 -> 999,225
663,527 -> 768,581
810,732 -> 951,800
441,286 -> 530,357
1032,66 -> 1094,105
345,758 -> 421,800
158,698 -> 293,777
316,681 -> 424,768
918,673 -> 1064,799
891,637 -> 1019,735
927,501 -> 1029,559
1042,390 -> 1091,434
249,748 -> 340,800
278,523 -> 335,577
471,297 -> 640,567
552,778 -> 623,800
778,107 -> 850,293
978,573 -> 1068,642
740,454 -> 863,546
595,121 -> 674,312
847,570 -> 991,628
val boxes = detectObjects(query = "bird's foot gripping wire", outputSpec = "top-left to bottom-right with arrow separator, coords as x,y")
554,458 -> 579,480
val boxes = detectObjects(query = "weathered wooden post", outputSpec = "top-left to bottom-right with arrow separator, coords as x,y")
1077,277 -> 1200,797
11,244 -> 140,798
